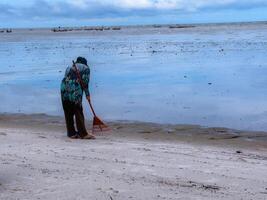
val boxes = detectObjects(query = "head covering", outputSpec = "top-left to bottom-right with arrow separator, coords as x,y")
76,57 -> 88,66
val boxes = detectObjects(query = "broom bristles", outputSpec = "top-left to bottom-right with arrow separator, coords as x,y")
92,116 -> 109,133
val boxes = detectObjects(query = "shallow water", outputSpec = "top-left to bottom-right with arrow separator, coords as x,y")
1,24 -> 267,131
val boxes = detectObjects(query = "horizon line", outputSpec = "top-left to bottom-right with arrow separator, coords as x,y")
1,20 -> 267,30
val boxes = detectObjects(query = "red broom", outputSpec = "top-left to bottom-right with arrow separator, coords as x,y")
87,98 -> 109,134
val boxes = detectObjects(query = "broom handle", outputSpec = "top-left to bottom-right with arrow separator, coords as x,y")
72,60 -> 97,117
88,99 -> 97,117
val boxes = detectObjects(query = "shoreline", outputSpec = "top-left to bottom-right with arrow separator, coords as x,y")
0,113 -> 266,150
1,20 -> 267,30
1,21 -> 267,43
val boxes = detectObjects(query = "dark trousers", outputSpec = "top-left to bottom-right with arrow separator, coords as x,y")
62,100 -> 88,138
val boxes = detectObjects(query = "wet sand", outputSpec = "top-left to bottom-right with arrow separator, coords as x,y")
1,22 -> 267,131
0,114 -> 266,200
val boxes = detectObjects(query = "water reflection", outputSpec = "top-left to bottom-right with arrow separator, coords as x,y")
1,26 -> 267,131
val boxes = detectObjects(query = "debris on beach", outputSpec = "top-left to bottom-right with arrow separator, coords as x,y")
201,184 -> 220,191
0,29 -> 12,33
0,132 -> 7,136
112,27 -> 121,30
169,25 -> 195,29
153,25 -> 162,28
51,26 -> 121,32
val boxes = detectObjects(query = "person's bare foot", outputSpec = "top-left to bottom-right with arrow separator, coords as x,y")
81,134 -> 96,140
69,135 -> 80,139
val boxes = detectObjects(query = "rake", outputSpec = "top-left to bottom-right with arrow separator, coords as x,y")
87,98 -> 109,134
72,61 -> 109,134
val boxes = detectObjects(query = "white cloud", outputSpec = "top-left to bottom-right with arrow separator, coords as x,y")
67,0 -> 88,8
7,0 -> 267,12
66,0 -> 153,9
64,0 -> 267,11
1,0 -> 267,27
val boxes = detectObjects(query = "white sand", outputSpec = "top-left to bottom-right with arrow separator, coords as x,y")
0,114 -> 267,200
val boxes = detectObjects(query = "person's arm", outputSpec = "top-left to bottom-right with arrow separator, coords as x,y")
82,67 -> 90,99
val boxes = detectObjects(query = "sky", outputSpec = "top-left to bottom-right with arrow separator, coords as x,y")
1,0 -> 267,28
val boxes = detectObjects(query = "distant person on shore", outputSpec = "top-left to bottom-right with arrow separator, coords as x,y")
61,57 -> 95,139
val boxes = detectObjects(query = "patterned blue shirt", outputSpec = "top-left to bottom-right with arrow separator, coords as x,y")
61,63 -> 90,105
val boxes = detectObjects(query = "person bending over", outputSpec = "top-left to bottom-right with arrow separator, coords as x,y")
61,57 -> 95,139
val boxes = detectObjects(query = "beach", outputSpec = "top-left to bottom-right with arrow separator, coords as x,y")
0,114 -> 266,200
1,23 -> 267,199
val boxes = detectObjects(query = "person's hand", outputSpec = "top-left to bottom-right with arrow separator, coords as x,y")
86,95 -> 91,102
